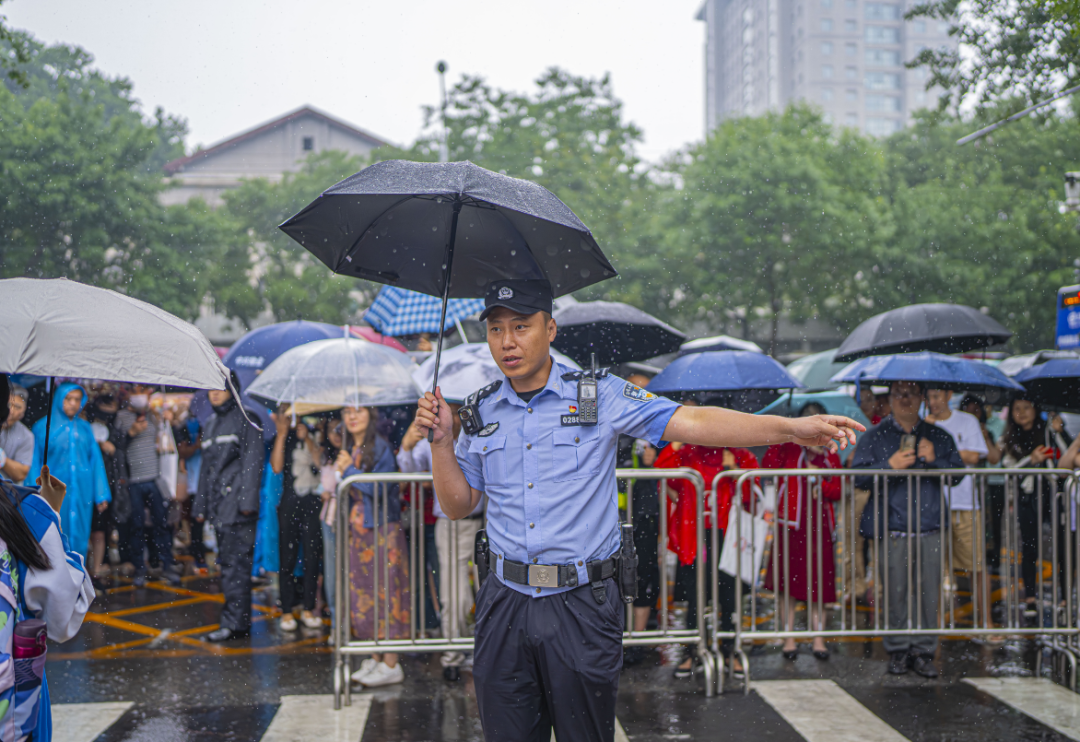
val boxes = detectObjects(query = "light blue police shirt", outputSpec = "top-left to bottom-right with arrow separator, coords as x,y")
454,358 -> 681,597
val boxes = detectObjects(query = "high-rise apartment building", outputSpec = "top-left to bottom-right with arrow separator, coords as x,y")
696,0 -> 954,135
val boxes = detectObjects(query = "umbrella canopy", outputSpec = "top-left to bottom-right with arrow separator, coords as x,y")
364,285 -> 484,336
279,160 -> 618,430
786,348 -> 848,390
551,300 -> 685,366
997,349 -> 1078,377
411,344 -> 581,403
834,303 -> 1012,363
756,391 -> 872,444
1014,359 -> 1080,412
830,351 -> 1023,403
214,320 -> 404,436
647,351 -> 804,394
280,160 -> 616,299
678,335 -> 764,355
246,337 -> 420,412
0,277 -> 227,389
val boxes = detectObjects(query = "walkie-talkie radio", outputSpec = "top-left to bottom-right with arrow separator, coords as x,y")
577,353 -> 599,426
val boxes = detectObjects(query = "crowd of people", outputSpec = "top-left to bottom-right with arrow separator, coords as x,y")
2,368 -> 1079,699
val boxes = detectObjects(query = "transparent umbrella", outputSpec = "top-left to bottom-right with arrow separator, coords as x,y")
245,337 -> 420,412
412,344 -> 580,403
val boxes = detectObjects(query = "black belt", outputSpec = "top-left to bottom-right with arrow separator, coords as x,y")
491,554 -> 618,590
463,511 -> 484,521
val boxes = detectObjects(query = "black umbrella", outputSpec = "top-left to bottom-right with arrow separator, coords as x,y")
551,300 -> 685,366
279,160 -> 617,430
1014,359 -> 1080,412
834,303 -> 1012,363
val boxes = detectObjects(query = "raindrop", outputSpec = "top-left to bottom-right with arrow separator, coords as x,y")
432,226 -> 438,232
580,269 -> 590,278
546,244 -> 559,256
510,250 -> 517,256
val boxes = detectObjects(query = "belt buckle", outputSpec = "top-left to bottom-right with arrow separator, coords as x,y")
527,564 -> 557,588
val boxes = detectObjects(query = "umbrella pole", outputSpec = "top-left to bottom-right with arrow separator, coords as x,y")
43,377 -> 55,468
428,201 -> 464,443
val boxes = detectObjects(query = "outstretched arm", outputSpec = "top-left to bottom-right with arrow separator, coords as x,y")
661,406 -> 863,454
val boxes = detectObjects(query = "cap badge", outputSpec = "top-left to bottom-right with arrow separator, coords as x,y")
498,286 -> 514,300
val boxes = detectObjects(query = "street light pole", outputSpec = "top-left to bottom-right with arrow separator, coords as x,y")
437,60 -> 449,164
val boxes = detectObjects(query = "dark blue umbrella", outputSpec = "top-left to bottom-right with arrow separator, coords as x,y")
831,351 -> 1023,404
1014,359 -> 1080,411
646,351 -> 804,412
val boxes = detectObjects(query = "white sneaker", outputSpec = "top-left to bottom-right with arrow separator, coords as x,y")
300,611 -> 323,629
361,661 -> 404,687
280,614 -> 298,631
350,658 -> 377,684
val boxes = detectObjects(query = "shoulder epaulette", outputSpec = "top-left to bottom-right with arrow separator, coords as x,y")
560,368 -> 611,381
466,380 -> 502,406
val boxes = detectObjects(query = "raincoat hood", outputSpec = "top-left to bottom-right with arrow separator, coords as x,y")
54,381 -> 87,418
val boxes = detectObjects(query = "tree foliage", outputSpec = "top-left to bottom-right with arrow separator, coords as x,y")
0,31 -> 252,321
909,0 -> 1080,112
650,106 -> 891,354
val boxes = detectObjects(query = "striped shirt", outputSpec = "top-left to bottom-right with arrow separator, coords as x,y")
116,410 -> 160,483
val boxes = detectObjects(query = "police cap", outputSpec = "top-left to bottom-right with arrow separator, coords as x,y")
478,279 -> 553,321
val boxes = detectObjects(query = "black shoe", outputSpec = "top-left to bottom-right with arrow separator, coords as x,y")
812,649 -> 830,661
782,649 -> 798,661
887,651 -> 909,675
911,654 -> 938,678
203,627 -> 250,643
443,666 -> 461,682
623,646 -> 647,667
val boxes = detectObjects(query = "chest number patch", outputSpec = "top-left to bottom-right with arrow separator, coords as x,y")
623,383 -> 657,403
561,414 -> 581,426
478,422 -> 500,437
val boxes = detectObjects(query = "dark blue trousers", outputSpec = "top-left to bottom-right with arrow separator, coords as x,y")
473,576 -> 623,742
128,480 -> 173,573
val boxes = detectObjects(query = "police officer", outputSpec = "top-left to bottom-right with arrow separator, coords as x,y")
416,279 -> 863,742
194,371 -> 264,642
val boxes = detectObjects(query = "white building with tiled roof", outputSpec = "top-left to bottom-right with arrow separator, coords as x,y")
161,105 -> 391,206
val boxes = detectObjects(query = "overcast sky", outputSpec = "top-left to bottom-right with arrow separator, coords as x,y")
6,0 -> 705,164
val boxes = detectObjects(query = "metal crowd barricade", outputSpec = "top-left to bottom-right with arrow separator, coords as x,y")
332,467 -> 713,710
707,467 -> 1080,696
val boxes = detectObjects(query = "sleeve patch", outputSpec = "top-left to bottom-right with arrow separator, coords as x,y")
623,383 -> 657,402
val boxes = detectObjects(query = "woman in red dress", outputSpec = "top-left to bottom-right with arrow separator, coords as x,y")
763,440 -> 842,660
660,439 -> 758,678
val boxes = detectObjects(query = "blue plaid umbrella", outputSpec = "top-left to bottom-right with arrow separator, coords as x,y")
364,286 -> 484,337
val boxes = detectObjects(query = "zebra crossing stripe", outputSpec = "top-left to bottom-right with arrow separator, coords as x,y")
754,679 -> 910,742
51,702 -> 133,742
261,694 -> 373,742
965,677 -> 1080,741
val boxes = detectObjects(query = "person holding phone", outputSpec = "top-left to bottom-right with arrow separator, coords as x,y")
851,380 -> 964,679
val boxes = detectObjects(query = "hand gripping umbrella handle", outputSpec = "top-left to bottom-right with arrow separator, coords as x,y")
428,200 -> 463,443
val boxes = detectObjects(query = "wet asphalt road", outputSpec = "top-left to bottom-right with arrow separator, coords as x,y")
46,574 -> 1079,741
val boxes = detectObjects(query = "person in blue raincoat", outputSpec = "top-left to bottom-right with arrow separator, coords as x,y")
27,383 -> 111,559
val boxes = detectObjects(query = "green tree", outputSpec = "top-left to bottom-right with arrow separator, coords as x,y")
0,30 -> 254,322
873,112 -> 1080,351
380,68 -> 653,304
221,150 -> 372,324
0,0 -> 30,88
909,0 -> 1080,112
653,106 -> 890,355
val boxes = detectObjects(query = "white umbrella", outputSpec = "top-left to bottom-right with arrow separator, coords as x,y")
679,334 -> 764,355
246,337 -> 421,411
0,277 -> 230,467
412,344 -> 581,403
0,277 -> 228,388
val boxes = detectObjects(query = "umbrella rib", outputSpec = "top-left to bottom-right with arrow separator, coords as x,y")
336,194 -> 419,276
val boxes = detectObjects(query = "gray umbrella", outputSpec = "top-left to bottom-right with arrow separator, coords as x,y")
834,303 -> 1012,363
551,300 -> 685,366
